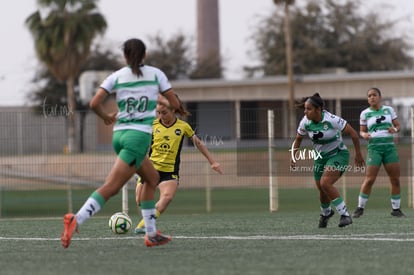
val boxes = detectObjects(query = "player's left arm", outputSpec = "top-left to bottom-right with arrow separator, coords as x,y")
389,118 -> 400,134
191,135 -> 223,174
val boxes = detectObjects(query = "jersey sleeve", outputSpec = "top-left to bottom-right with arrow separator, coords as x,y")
155,68 -> 172,93
99,71 -> 117,94
360,109 -> 367,126
330,113 -> 347,131
390,106 -> 398,120
183,121 -> 195,138
297,117 -> 307,136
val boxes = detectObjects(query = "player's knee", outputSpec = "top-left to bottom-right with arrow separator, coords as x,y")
390,178 -> 400,186
319,180 -> 331,191
145,176 -> 159,188
364,178 -> 376,186
162,193 -> 174,204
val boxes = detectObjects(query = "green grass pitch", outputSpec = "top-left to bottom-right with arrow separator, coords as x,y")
0,187 -> 413,275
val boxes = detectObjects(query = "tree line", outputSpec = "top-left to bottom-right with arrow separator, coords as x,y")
25,0 -> 413,152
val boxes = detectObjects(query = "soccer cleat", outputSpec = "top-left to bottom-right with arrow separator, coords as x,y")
144,231 -> 172,247
338,215 -> 353,227
318,209 -> 335,228
391,209 -> 406,217
61,213 -> 78,248
352,207 -> 364,218
134,226 -> 146,235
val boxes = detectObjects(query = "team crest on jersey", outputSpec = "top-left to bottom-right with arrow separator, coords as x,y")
312,131 -> 323,141
160,143 -> 170,150
375,115 -> 385,124
175,129 -> 182,136
323,123 -> 329,131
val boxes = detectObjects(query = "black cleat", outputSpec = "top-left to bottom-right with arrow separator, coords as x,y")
338,215 -> 353,227
352,207 -> 364,218
318,209 -> 335,228
391,209 -> 406,217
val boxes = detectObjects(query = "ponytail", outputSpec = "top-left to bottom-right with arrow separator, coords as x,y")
123,38 -> 146,77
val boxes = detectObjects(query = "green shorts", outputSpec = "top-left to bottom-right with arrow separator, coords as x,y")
112,130 -> 151,169
313,149 -> 350,181
366,143 -> 399,166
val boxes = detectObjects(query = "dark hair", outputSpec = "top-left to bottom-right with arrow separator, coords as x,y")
123,38 -> 146,77
296,93 -> 324,109
168,94 -> 191,117
367,87 -> 381,97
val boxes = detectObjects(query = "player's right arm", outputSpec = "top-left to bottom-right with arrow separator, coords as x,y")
359,125 -> 370,140
191,135 -> 223,174
89,88 -> 117,125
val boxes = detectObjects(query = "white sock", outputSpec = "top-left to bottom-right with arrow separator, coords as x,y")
323,207 -> 332,216
320,204 -> 332,216
76,197 -> 102,225
333,197 -> 349,216
142,208 -> 157,236
391,195 -> 401,210
358,193 -> 369,209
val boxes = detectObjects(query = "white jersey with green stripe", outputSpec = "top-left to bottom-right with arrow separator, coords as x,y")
360,105 -> 397,144
100,65 -> 171,133
297,110 -> 347,154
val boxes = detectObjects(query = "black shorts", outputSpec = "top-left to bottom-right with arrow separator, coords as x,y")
158,171 -> 179,184
136,171 -> 179,185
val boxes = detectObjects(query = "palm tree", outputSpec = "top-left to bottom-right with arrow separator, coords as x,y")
26,0 -> 107,153
273,0 -> 295,137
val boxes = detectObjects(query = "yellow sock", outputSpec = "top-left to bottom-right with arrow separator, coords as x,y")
136,218 -> 145,229
136,209 -> 161,229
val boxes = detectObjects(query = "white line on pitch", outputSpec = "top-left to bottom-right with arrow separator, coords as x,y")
1,234 -> 414,242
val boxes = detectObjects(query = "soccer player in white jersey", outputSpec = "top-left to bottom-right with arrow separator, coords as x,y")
352,87 -> 405,218
61,38 -> 181,248
291,93 -> 365,228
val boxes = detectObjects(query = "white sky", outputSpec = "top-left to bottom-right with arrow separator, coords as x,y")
0,0 -> 412,106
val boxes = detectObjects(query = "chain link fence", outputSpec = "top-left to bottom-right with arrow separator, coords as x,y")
0,104 -> 412,217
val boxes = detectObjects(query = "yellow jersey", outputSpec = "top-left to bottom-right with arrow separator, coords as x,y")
149,118 -> 195,173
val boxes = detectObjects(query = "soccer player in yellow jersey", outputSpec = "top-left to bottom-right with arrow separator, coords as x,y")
134,96 -> 223,234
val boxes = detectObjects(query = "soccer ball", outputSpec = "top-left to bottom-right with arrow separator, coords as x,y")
108,212 -> 132,234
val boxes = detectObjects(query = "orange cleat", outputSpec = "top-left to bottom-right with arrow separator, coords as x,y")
61,213 -> 78,248
144,231 -> 172,247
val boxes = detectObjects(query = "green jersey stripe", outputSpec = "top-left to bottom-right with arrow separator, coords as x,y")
114,76 -> 159,89
116,116 -> 155,126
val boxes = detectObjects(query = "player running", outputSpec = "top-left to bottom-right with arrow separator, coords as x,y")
61,38 -> 180,248
134,96 -> 223,234
291,93 -> 365,228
